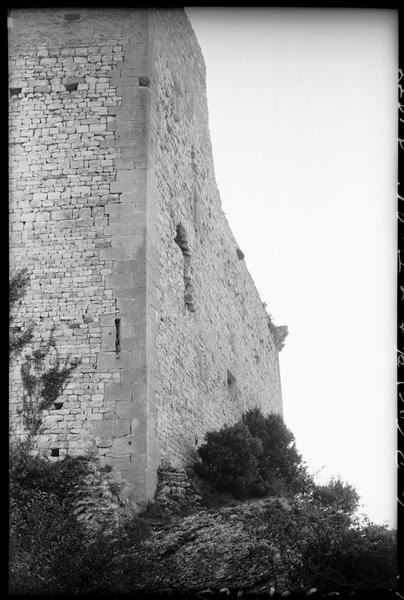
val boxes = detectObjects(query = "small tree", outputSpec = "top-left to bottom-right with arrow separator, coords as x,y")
312,477 -> 360,516
195,407 -> 311,499
242,407 -> 311,496
195,421 -> 264,498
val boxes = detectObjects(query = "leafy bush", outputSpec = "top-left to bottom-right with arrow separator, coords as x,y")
196,407 -> 311,499
312,476 -> 360,516
9,443 -> 150,595
9,271 -> 149,594
246,498 -> 396,593
9,269 -> 33,359
9,442 -> 90,508
195,421 -> 264,498
242,408 -> 310,496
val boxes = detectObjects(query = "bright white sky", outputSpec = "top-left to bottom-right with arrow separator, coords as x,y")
186,8 -> 397,526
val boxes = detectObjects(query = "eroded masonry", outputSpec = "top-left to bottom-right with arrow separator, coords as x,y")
9,8 -> 288,508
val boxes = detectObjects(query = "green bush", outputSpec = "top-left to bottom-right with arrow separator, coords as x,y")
195,421 -> 264,498
196,407 -> 310,499
9,443 -> 150,595
242,407 -> 310,496
312,476 -> 360,516
9,442 -> 91,509
9,271 -> 150,594
245,498 -> 396,593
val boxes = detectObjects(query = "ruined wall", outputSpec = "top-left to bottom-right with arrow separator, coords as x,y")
146,10 -> 283,467
9,8 -> 285,507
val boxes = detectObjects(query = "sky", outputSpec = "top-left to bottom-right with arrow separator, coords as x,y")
186,8 -> 397,526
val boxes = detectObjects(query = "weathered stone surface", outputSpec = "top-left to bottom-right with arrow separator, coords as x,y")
9,8 -> 285,510
129,496 -> 294,594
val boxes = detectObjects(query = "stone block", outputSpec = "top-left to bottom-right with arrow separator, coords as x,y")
110,435 -> 137,455
103,222 -> 134,236
111,234 -> 144,254
52,209 -> 72,221
104,382 -> 133,403
96,351 -> 120,370
106,273 -> 134,289
101,327 -> 116,351
92,419 -> 131,438
107,456 -> 131,471
115,401 -> 139,420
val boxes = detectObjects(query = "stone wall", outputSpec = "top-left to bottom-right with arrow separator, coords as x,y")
146,10 -> 284,468
8,8 -> 156,504
9,8 -> 285,508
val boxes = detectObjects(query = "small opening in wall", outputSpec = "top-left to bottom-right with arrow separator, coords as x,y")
64,13 -> 81,21
64,82 -> 78,92
174,224 -> 195,312
236,248 -> 245,260
53,402 -> 63,410
227,369 -> 237,401
10,87 -> 22,97
51,448 -> 59,457
138,76 -> 150,87
114,317 -> 121,357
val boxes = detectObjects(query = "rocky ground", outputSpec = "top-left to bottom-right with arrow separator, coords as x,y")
121,468 -> 297,595
132,498 -> 294,595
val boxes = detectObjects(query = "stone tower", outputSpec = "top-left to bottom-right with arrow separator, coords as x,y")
9,8 -> 287,508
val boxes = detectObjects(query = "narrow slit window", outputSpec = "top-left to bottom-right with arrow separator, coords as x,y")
227,369 -> 237,400
53,402 -> 63,410
138,76 -> 150,87
174,224 -> 195,312
114,317 -> 121,357
50,448 -> 59,457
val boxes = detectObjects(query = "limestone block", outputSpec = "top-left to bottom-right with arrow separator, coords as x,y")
110,436 -> 137,455
115,401 -> 138,419
92,419 -> 131,438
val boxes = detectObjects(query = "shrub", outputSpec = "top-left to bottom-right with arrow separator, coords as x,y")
242,407 -> 311,496
312,477 -> 360,516
9,443 -> 150,595
9,442 -> 91,509
195,421 -> 264,498
196,407 -> 311,499
8,270 -> 149,594
246,497 -> 396,593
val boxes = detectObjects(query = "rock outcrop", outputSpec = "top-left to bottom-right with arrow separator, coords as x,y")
130,497 -> 295,594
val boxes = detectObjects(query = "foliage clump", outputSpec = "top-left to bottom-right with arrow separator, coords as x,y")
8,271 -> 397,594
195,420 -> 263,498
195,407 -> 309,499
245,497 -> 396,593
9,444 -> 150,595
9,269 -> 33,358
19,332 -> 80,438
9,269 -> 149,595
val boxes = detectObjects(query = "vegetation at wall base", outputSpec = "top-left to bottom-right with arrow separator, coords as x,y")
9,270 -> 149,595
8,271 -> 396,594
195,408 -> 311,499
194,408 -> 397,592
